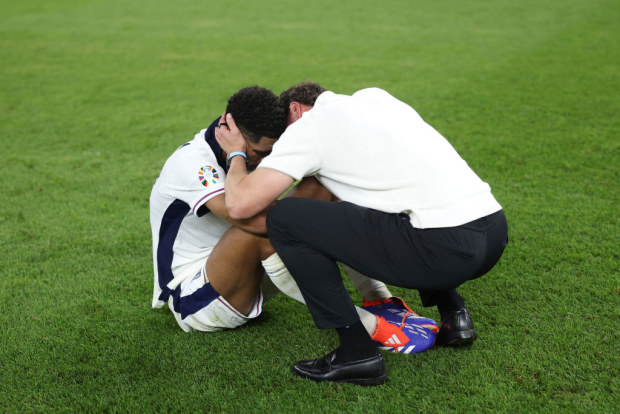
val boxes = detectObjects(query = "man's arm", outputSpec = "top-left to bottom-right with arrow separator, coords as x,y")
218,113 -> 295,219
206,175 -> 333,235
204,193 -> 274,235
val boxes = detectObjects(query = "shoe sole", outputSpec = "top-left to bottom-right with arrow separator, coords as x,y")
292,368 -> 388,386
336,373 -> 388,386
378,344 -> 426,354
437,329 -> 477,347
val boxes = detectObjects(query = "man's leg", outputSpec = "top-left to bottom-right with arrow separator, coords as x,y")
266,198 -> 489,383
278,181 -> 404,308
419,210 -> 508,345
277,177 -> 413,318
418,289 -> 465,314
206,226 -> 275,316
267,199 -> 474,325
266,199 -> 400,384
418,288 -> 475,346
168,225 -> 274,332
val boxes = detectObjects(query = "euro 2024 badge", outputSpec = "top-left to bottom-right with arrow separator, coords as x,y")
198,165 -> 220,187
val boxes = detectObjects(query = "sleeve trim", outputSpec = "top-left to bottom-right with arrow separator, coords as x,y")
192,188 -> 225,215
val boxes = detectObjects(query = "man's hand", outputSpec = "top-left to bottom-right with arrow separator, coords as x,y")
215,113 -> 247,155
215,113 -> 295,220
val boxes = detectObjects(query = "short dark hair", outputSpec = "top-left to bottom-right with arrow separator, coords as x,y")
225,86 -> 287,143
279,81 -> 326,114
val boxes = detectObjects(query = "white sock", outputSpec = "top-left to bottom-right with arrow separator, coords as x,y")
340,263 -> 392,301
356,307 -> 378,335
261,253 -> 305,304
262,254 -> 379,336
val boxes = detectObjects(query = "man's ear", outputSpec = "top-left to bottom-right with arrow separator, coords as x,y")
286,102 -> 299,125
288,102 -> 312,124
289,102 -> 301,120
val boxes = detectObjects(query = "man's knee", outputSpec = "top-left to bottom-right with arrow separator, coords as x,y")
267,198 -> 300,238
219,225 -> 274,259
269,197 -> 300,219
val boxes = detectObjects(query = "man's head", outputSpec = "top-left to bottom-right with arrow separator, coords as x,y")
279,81 -> 326,125
225,86 -> 287,169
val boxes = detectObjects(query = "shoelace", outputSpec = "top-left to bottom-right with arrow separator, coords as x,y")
385,299 -> 439,334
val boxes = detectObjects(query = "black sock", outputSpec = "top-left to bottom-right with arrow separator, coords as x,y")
333,320 -> 379,364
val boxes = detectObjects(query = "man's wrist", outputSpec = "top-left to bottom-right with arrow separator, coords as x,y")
226,151 -> 248,169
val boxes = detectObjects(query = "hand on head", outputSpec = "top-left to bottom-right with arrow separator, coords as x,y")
215,113 -> 247,155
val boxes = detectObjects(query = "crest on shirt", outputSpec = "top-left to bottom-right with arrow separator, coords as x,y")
198,165 -> 220,187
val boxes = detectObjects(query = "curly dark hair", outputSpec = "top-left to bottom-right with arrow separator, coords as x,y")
225,86 -> 287,143
279,81 -> 326,115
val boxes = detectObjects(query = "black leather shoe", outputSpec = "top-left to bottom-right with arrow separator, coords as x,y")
291,350 -> 387,386
436,308 -> 477,346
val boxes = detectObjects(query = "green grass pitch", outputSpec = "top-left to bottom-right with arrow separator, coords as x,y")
1,0 -> 618,412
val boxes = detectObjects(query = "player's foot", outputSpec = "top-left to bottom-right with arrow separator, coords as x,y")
362,296 -> 439,333
436,308 -> 477,346
291,350 -> 387,386
370,315 -> 435,354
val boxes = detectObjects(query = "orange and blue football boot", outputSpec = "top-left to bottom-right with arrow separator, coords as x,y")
362,296 -> 439,334
370,315 -> 435,354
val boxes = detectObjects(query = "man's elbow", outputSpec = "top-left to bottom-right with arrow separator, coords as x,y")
227,201 -> 256,220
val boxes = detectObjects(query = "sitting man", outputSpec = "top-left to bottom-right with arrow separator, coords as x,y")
149,86 -> 437,353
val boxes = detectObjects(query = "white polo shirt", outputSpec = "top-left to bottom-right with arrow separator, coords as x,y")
258,88 -> 501,229
150,120 -> 231,308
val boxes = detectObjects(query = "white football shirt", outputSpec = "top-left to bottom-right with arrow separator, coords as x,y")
150,119 -> 231,308
258,88 -> 502,229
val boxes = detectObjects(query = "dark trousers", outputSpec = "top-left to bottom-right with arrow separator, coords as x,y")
267,199 -> 508,329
